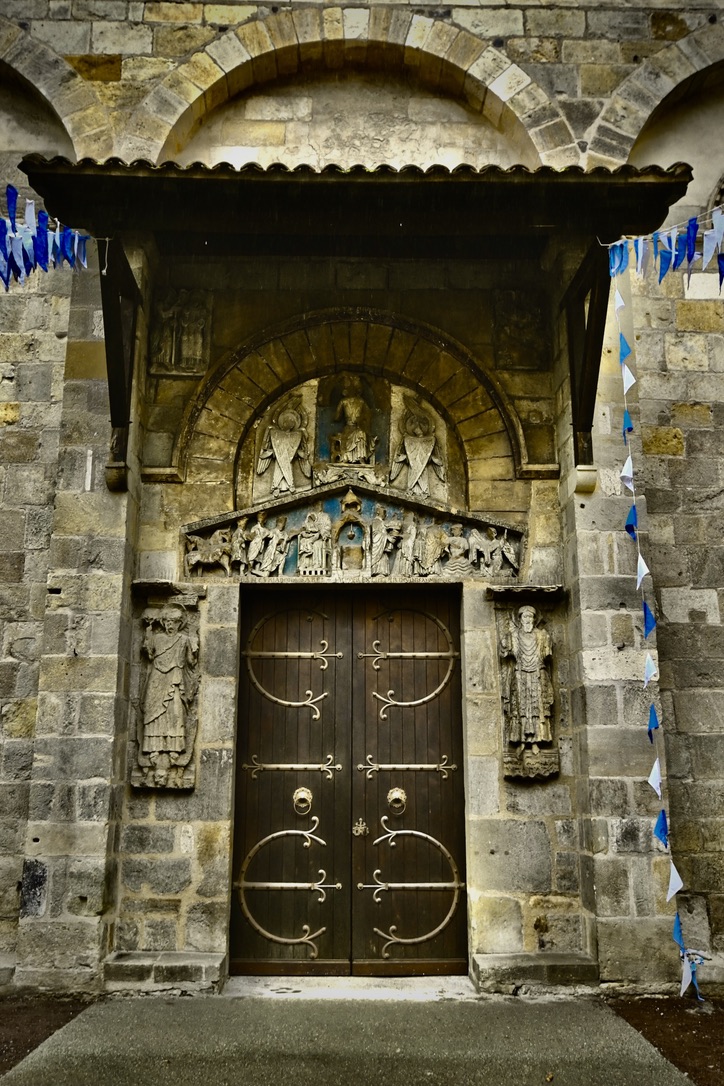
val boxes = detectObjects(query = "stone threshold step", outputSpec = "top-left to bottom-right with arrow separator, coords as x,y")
104,952 -> 226,992
472,953 -> 599,992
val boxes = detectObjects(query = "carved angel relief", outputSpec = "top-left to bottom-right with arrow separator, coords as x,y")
256,396 -> 312,496
389,396 -> 446,498
132,600 -> 200,790
499,606 -> 559,780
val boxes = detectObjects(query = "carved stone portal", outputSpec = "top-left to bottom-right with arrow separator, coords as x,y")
498,605 -> 559,780
132,597 -> 200,790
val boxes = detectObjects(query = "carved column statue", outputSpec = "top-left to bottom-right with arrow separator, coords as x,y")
132,599 -> 200,790
499,605 -> 559,780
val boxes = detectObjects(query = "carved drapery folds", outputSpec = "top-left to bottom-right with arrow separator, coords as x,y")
132,592 -> 200,790
498,605 -> 559,780
182,487 -> 523,583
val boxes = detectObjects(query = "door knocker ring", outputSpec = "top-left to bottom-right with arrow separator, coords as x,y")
387,787 -> 407,815
293,786 -> 313,815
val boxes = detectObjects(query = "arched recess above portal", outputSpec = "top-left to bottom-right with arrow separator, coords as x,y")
0,18 -> 111,161
124,13 -> 576,167
173,310 -> 540,524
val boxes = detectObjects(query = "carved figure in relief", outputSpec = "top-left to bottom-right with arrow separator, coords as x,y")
331,375 -> 377,464
369,505 -> 401,577
256,396 -> 312,495
255,516 -> 290,577
140,607 -> 199,786
150,289 -> 209,373
414,522 -> 447,577
499,606 -> 553,747
247,512 -> 269,573
297,506 -> 331,575
443,524 -> 472,576
185,527 -> 232,578
230,517 -> 249,574
389,396 -> 446,497
394,513 -> 418,577
469,525 -> 519,576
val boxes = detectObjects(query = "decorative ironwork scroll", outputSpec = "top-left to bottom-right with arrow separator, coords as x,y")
243,754 -> 342,780
358,755 -> 456,779
358,610 -> 459,719
356,816 -> 464,959
235,816 -> 342,960
242,613 -> 342,720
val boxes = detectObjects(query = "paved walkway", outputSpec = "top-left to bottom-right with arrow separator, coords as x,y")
2,978 -> 690,1086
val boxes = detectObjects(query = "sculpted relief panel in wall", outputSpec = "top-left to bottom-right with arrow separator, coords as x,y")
132,595 -> 200,790
498,605 -> 559,781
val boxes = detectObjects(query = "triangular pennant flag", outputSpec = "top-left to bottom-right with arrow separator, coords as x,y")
622,409 -> 634,444
680,954 -> 692,996
643,601 -> 657,638
673,913 -> 685,952
654,809 -> 669,848
33,210 -> 49,272
625,504 -> 638,539
719,253 -> 724,293
24,199 -> 36,235
673,232 -> 687,271
620,454 -> 634,493
619,332 -> 632,363
648,757 -> 662,798
644,652 -> 658,688
686,216 -> 698,264
636,553 -> 649,589
622,363 -> 636,394
0,219 -> 6,259
614,287 -> 625,313
659,246 -> 672,282
652,231 -> 660,266
713,206 -> 724,248
648,703 -> 660,743
703,229 -> 717,271
77,235 -> 88,269
0,250 -> 9,291
609,241 -> 628,278
667,859 -> 684,901
6,184 -> 17,233
60,226 -> 75,267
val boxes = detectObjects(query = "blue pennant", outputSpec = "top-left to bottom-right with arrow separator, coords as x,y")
648,703 -> 660,743
652,231 -> 660,266
625,504 -> 638,539
686,217 -> 698,264
619,332 -> 632,364
6,184 -> 17,232
673,913 -> 685,952
77,234 -> 88,268
33,210 -> 49,271
659,246 -> 672,282
673,233 -> 687,271
654,809 -> 669,848
60,226 -> 75,267
719,253 -> 724,293
0,218 -> 6,259
622,409 -> 634,444
0,250 -> 9,292
20,241 -> 33,276
609,241 -> 628,278
643,601 -> 657,638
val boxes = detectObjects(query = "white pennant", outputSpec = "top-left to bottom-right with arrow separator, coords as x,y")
713,207 -> 724,249
668,860 -> 684,903
703,229 -> 717,271
24,199 -> 36,235
643,652 -> 658,688
636,553 -> 650,589
622,364 -> 636,394
648,758 -> 662,798
680,954 -> 692,996
620,454 -> 634,493
614,288 -> 625,313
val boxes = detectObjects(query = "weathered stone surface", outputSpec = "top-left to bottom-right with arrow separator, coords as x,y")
469,819 -> 552,894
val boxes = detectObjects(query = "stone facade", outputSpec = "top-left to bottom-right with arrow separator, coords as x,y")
0,3 -> 723,993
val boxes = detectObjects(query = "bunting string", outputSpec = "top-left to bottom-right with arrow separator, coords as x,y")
0,184 -> 91,292
607,203 -> 724,291
610,242 -> 711,1000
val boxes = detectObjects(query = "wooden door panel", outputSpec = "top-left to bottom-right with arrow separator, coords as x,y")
231,587 -> 466,975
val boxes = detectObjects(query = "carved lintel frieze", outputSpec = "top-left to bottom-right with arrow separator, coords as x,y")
131,591 -> 200,791
498,605 -> 559,782
181,484 -> 525,584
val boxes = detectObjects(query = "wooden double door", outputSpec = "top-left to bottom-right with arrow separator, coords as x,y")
230,587 -> 466,975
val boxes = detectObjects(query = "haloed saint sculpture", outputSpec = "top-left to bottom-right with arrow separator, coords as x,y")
133,603 -> 200,790
256,395 -> 312,496
499,605 -> 559,780
389,395 -> 446,498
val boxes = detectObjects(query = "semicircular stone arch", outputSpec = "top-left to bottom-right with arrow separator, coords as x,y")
178,310 -> 530,518
124,11 -> 576,167
0,17 -> 112,161
586,21 -> 724,167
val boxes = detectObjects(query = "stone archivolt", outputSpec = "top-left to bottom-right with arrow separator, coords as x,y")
182,484 -> 523,583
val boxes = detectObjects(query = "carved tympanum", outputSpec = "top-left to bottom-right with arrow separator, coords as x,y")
499,605 -> 559,780
133,601 -> 200,790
